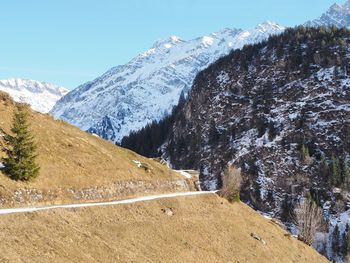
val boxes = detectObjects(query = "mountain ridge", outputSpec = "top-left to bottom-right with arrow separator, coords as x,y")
51,21 -> 284,142
0,78 -> 68,113
153,27 -> 350,261
51,0 -> 350,143
305,0 -> 350,28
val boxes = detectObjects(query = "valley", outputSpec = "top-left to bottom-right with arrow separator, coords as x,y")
1,0 -> 350,262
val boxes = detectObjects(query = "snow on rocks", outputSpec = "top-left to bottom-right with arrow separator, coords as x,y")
132,160 -> 142,168
51,22 -> 284,143
174,170 -> 192,179
0,79 -> 68,113
305,0 -> 350,28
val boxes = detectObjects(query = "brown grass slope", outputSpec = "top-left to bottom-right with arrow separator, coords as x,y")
0,92 -> 189,206
0,194 -> 328,263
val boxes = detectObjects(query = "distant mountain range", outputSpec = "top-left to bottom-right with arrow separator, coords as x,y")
0,79 -> 68,113
4,0 -> 350,139
50,22 -> 285,142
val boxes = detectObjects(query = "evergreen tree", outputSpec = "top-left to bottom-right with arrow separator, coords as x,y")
319,155 -> 330,180
300,144 -> 310,161
333,225 -> 340,255
1,104 -> 39,181
346,230 -> 350,257
343,161 -> 350,189
120,92 -> 186,157
331,155 -> 341,187
341,232 -> 347,256
280,194 -> 294,222
268,121 -> 278,141
208,120 -> 220,144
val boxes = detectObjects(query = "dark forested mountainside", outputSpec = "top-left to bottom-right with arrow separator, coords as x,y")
123,25 -> 349,235
120,92 -> 186,157
166,26 -> 350,190
122,26 -> 350,260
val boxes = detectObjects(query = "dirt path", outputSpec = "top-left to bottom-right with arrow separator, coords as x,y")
0,191 -> 217,215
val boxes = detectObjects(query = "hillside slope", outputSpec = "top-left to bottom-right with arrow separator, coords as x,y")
51,22 -> 284,142
122,27 -> 350,261
0,92 -> 191,207
0,194 -> 328,263
163,27 -> 350,201
0,79 -> 68,113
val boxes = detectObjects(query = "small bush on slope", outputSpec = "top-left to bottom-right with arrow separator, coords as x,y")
293,200 -> 324,246
219,165 -> 242,202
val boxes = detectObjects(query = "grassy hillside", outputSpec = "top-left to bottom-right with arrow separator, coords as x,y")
0,194 -> 328,263
0,92 -> 190,207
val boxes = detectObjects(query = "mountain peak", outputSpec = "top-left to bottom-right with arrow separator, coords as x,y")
51,20 -> 285,142
259,20 -> 277,26
255,21 -> 284,32
343,0 -> 350,8
306,0 -> 350,27
169,35 -> 182,43
329,1 -> 350,12
329,3 -> 342,11
151,35 -> 183,49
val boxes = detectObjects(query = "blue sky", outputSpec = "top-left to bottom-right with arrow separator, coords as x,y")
0,0 -> 339,89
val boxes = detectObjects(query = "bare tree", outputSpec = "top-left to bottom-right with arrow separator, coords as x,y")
292,200 -> 325,245
219,165 -> 242,202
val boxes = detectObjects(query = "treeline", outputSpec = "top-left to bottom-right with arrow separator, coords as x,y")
120,92 -> 186,157
210,25 -> 350,77
320,155 -> 350,189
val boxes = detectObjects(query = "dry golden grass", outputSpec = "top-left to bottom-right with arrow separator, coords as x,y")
0,194 -> 328,263
0,92 -> 185,205
0,93 -> 327,262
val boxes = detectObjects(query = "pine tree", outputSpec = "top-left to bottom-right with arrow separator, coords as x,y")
1,104 -> 39,181
208,120 -> 220,143
302,144 -> 308,159
333,225 -> 340,255
331,155 -> 341,187
300,144 -> 310,162
346,230 -> 350,257
341,232 -> 347,256
319,155 -> 330,180
343,161 -> 350,189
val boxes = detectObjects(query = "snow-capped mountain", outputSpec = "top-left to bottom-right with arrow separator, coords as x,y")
51,21 -> 284,142
305,0 -> 350,28
0,79 -> 68,113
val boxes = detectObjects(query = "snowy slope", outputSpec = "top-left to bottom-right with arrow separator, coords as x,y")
51,22 -> 284,142
305,0 -> 350,28
159,27 -> 350,262
0,79 -> 68,113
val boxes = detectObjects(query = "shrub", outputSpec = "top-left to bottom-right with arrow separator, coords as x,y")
219,165 -> 242,202
292,200 -> 324,246
300,144 -> 313,164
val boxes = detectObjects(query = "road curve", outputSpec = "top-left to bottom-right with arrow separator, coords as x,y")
0,191 -> 218,215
